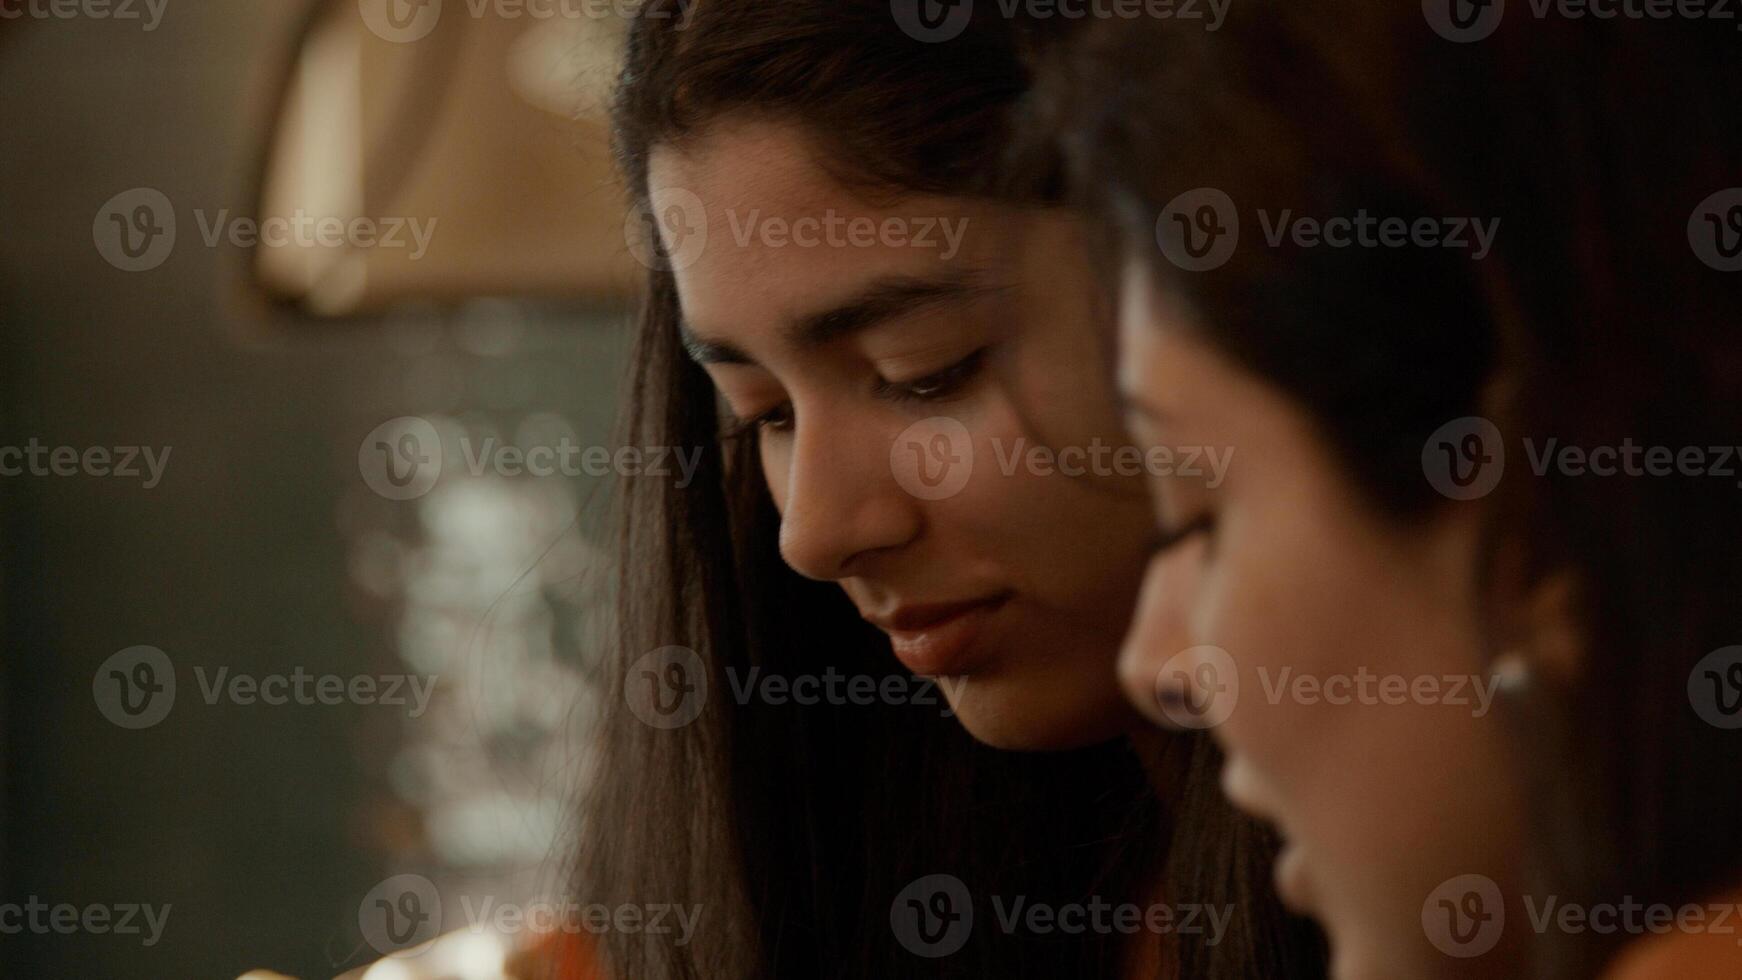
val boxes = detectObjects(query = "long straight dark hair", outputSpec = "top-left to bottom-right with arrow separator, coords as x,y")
1048,5 -> 1742,977
576,2 -> 1326,978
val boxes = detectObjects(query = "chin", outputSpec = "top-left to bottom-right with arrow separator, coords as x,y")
944,674 -> 1135,751
1330,945 -> 1390,980
1324,918 -> 1416,980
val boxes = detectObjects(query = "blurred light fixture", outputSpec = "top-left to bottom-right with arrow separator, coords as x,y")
249,0 -> 639,317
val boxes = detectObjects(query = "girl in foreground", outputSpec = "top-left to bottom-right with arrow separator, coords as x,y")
1061,5 -> 1742,978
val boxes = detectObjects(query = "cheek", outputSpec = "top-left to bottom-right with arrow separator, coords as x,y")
1210,496 -> 1499,827
916,398 -> 1026,524
1189,503 -> 1364,792
950,386 -> 1148,544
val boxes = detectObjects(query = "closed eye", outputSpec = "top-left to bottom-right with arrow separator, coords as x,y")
874,347 -> 989,405
718,347 -> 990,441
721,401 -> 793,440
1148,513 -> 1214,555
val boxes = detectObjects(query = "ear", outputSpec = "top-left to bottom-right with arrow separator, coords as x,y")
1490,542 -> 1586,686
1523,572 -> 1585,682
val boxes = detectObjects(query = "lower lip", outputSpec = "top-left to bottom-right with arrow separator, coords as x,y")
1274,842 -> 1312,913
884,600 -> 1006,676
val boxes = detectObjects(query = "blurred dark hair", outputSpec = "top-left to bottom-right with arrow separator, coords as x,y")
1049,5 -> 1742,976
578,2 -> 1326,978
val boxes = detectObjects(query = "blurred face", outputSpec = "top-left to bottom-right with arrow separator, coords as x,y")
647,120 -> 1152,749
1113,263 -> 1525,979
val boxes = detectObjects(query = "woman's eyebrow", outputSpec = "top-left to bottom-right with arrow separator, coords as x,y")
785,269 -> 999,351
678,269 -> 1001,366
680,328 -> 749,365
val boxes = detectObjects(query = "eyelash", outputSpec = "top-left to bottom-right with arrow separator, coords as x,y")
1147,513 -> 1215,556
722,348 -> 989,439
873,347 -> 989,406
722,404 -> 790,441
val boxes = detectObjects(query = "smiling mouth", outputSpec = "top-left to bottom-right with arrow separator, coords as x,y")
865,594 -> 1012,676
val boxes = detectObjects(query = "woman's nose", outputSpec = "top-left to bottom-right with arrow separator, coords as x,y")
774,412 -> 926,581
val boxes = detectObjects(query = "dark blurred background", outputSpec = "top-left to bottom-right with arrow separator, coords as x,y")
1,3 -> 642,976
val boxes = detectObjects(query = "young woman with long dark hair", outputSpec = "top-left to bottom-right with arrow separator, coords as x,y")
575,3 -> 1326,978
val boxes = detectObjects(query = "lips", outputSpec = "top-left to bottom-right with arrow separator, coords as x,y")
1221,758 -> 1314,913
1272,839 -> 1314,913
865,594 -> 1011,676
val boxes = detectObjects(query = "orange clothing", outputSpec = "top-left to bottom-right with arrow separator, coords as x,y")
1601,895 -> 1742,980
517,931 -> 604,980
